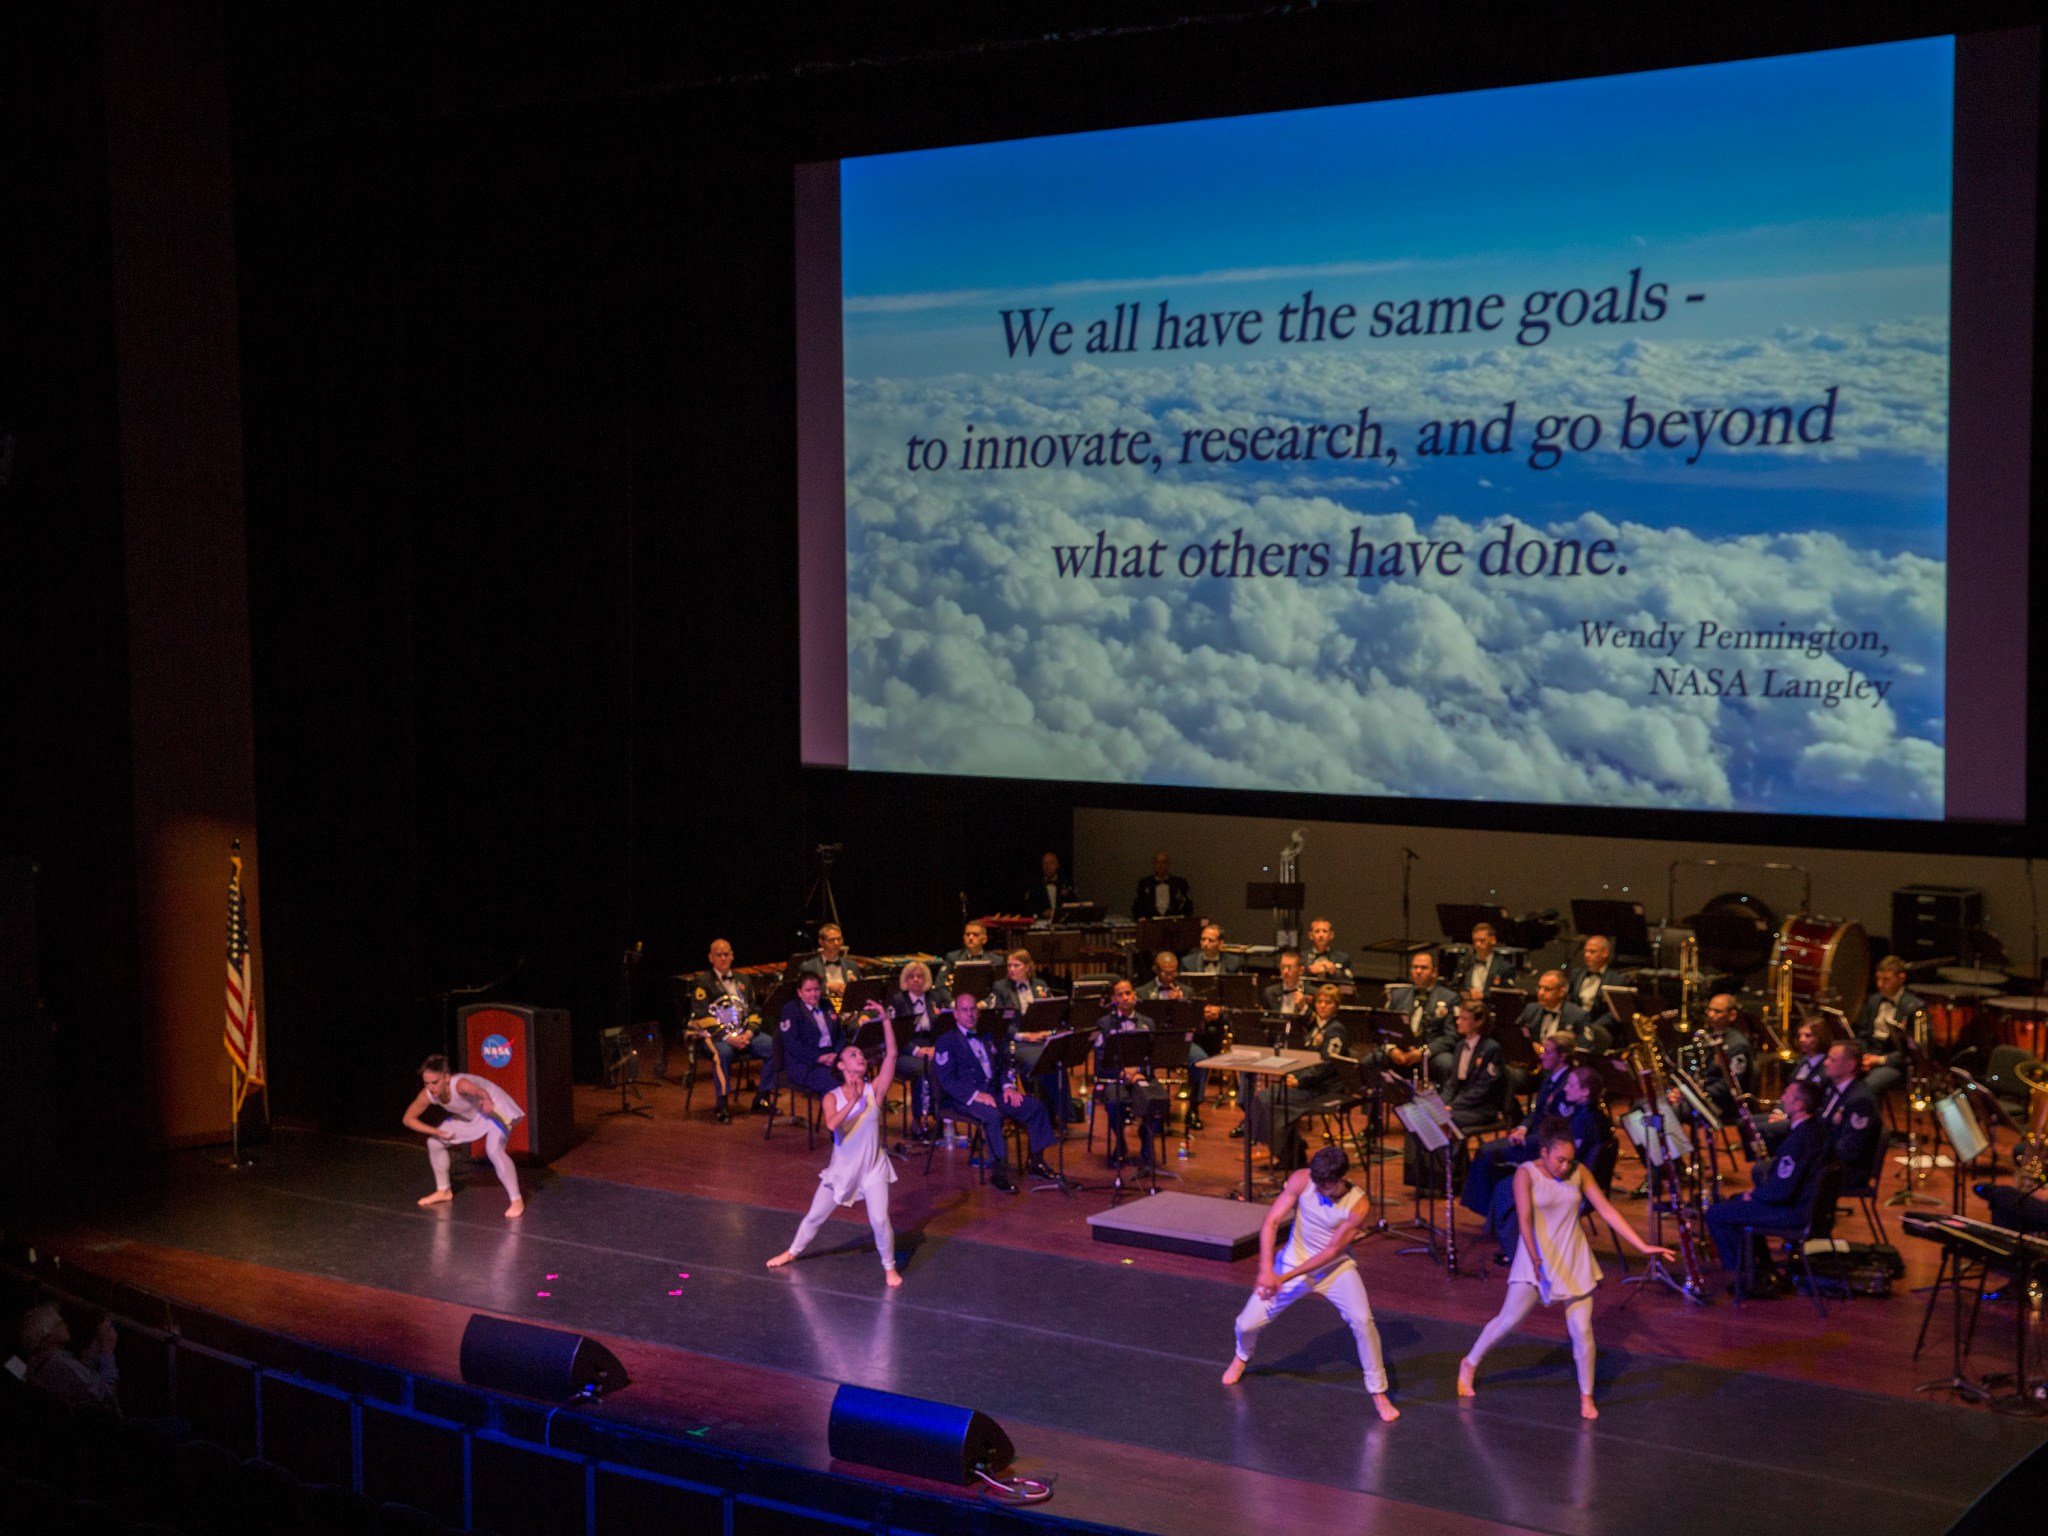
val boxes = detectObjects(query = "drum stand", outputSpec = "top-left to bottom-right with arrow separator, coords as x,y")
1888,1054 -> 1944,1209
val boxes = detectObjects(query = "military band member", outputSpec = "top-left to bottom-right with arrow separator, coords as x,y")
1247,985 -> 1348,1167
1514,969 -> 1591,1049
797,924 -> 861,1003
942,921 -> 1001,981
1303,918 -> 1352,980
1760,1019 -> 1831,1151
1458,922 -> 1519,994
1262,950 -> 1311,1019
691,938 -> 774,1123
1405,997 -> 1506,1187
1814,1040 -> 1882,1175
931,993 -> 1060,1194
989,949 -> 1071,1118
1094,980 -> 1168,1168
1138,949 -> 1187,1002
1026,851 -> 1077,919
1462,1033 -> 1579,1221
1853,956 -> 1923,1101
1181,922 -> 1243,976
776,974 -> 845,1100
1385,950 -> 1460,1083
1222,1146 -> 1400,1422
1132,851 -> 1194,919
1704,1079 -> 1829,1289
1565,935 -> 1622,1044
1695,993 -> 1756,1122
890,961 -> 952,1134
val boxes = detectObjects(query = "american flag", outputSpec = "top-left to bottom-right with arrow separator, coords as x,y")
224,846 -> 263,1109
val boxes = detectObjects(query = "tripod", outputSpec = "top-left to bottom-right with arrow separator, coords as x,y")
601,943 -> 653,1120
799,842 -> 843,944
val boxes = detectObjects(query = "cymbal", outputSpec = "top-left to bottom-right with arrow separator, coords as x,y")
1917,982 -> 2003,999
1938,966 -> 2011,986
1984,995 -> 2048,1014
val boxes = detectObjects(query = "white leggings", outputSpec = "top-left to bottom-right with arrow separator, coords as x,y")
1232,1262 -> 1389,1393
427,1126 -> 521,1202
787,1180 -> 896,1272
1464,1281 -> 1596,1394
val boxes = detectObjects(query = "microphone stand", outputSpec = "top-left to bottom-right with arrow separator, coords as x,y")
1400,847 -> 1419,953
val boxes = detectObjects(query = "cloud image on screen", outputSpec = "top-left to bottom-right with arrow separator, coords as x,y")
836,38 -> 1955,819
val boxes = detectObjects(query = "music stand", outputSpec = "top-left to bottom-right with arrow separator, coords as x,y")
1182,972 -> 1221,1003
1027,1029 -> 1091,1194
1570,899 -> 1654,964
949,961 -> 999,1000
1437,902 -> 1513,945
840,977 -> 889,1016
1911,1215 -> 1995,1403
1101,1030 -> 1176,1201
1393,1085 -> 1469,1276
1218,972 -> 1260,1011
1134,916 -> 1201,962
1488,988 -> 1529,1036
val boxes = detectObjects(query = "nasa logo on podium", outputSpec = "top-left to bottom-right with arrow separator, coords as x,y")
481,1034 -> 514,1069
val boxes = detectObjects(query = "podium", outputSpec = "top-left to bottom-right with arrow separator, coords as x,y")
458,1003 -> 573,1163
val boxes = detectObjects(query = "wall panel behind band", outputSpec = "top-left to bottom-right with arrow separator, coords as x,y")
1075,808 -> 2043,969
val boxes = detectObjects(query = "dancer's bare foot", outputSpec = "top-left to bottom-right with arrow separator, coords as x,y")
1580,1394 -> 1599,1421
766,1251 -> 796,1269
503,1199 -> 524,1219
884,1268 -> 903,1288
1372,1393 -> 1400,1422
417,1189 -> 453,1207
1456,1360 -> 1477,1398
1220,1357 -> 1247,1386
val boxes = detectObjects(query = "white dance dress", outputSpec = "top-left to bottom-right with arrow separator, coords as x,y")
817,1083 -> 897,1206
1509,1165 -> 1602,1303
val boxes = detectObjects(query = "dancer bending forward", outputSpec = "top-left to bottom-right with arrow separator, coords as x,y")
769,1003 -> 903,1287
1458,1116 -> 1673,1419
403,1054 -> 526,1217
1222,1146 -> 1399,1422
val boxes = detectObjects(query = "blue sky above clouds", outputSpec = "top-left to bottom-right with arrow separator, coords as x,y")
836,37 -> 1955,818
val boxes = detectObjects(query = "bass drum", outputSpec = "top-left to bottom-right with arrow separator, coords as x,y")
1687,892 -> 1780,980
1776,916 -> 1869,1017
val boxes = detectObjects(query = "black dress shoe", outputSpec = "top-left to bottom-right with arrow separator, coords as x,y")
1027,1159 -> 1059,1181
750,1097 -> 772,1115
1493,1251 -> 1512,1267
1229,1123 -> 1247,1139
991,1171 -> 1019,1194
715,1104 -> 732,1124
1185,1109 -> 1205,1132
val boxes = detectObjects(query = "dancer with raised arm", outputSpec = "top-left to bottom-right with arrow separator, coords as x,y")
768,1003 -> 903,1287
403,1055 -> 526,1218
1457,1116 -> 1674,1420
1221,1146 -> 1400,1422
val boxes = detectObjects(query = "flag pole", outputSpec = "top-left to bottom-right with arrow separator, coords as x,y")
217,837 -> 257,1170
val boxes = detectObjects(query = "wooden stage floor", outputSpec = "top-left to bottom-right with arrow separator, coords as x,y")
35,1077 -> 2048,1536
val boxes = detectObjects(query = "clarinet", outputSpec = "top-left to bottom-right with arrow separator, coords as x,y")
1716,1036 -> 1767,1163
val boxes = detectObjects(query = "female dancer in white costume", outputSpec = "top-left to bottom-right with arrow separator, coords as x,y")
768,1003 -> 903,1287
402,1054 -> 526,1218
1458,1116 -> 1674,1419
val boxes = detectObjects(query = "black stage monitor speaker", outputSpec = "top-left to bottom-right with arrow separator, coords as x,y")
827,1383 -> 1014,1485
459,1314 -> 628,1401
1948,1434 -> 2048,1534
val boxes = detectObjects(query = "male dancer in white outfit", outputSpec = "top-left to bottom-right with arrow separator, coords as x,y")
1221,1146 -> 1399,1422
768,1002 -> 903,1287
1458,1116 -> 1673,1419
403,1054 -> 526,1218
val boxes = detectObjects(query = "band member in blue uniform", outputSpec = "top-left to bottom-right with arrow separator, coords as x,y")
1385,950 -> 1460,1083
1695,993 -> 1756,1122
1405,996 -> 1506,1187
796,924 -> 861,1005
1813,1040 -> 1882,1175
1853,956 -> 1924,1102
990,949 -> 1071,1119
1513,970 -> 1590,1047
1222,1146 -> 1400,1422
941,921 -> 1001,982
1262,950 -> 1311,1017
1454,922 -> 1519,995
1132,851 -> 1193,919
1488,1065 -> 1613,1264
690,938 -> 774,1122
1247,984 -> 1349,1168
1093,980 -> 1168,1168
890,961 -> 952,1136
931,993 -> 1060,1194
775,974 -> 845,1100
1705,1079 -> 1829,1289
1463,1032 -> 1578,1222
1139,950 -> 1187,1003
1026,852 -> 1076,919
1760,1018 -> 1831,1151
1302,918 -> 1352,981
1564,935 -> 1622,1052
